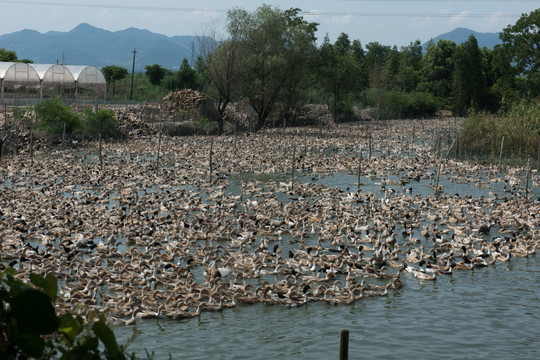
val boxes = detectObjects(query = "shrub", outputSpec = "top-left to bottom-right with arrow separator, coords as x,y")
405,91 -> 440,118
198,117 -> 217,135
459,102 -> 540,159
84,108 -> 119,135
361,89 -> 440,119
34,98 -> 82,135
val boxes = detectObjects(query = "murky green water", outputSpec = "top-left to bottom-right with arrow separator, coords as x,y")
115,256 -> 539,359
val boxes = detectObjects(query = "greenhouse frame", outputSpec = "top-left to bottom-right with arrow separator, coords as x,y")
0,62 -> 107,103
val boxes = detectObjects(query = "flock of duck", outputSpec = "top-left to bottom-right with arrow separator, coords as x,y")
0,115 -> 539,326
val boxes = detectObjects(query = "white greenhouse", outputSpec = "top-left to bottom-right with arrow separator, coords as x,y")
0,62 -> 107,103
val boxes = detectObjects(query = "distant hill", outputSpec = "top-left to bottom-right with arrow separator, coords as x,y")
422,27 -> 501,50
0,23 -> 216,71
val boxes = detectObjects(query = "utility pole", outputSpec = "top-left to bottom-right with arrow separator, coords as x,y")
129,48 -> 137,101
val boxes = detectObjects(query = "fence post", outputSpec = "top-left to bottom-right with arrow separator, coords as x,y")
339,330 -> 349,360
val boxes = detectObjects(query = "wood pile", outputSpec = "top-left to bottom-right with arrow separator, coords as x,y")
161,89 -> 218,122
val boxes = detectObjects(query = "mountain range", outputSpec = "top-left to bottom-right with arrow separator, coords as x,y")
0,23 -> 501,71
0,23 -> 212,71
421,27 -> 501,50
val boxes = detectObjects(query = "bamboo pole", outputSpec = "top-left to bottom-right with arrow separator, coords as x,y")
156,120 -> 162,175
303,130 -> 307,156
30,118 -> 34,168
209,137 -> 214,184
525,157 -> 530,201
234,119 -> 237,154
339,330 -> 349,360
435,157 -> 442,197
499,136 -> 505,163
98,133 -> 103,170
368,134 -> 372,158
291,143 -> 296,186
62,122 -> 66,146
445,137 -> 457,158
357,149 -> 362,191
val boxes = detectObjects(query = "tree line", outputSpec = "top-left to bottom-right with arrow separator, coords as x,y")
2,6 -> 539,134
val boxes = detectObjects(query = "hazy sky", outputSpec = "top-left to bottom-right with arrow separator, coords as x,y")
0,1 -> 537,47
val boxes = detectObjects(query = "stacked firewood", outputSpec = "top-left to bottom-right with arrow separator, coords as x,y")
161,89 -> 218,121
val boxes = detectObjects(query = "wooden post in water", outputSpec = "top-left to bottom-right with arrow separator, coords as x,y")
525,157 -> 530,201
445,137 -> 457,158
368,134 -> 372,158
209,137 -> 214,184
156,120 -> 162,175
30,119 -> 34,168
499,136 -> 505,163
435,156 -> 442,197
357,149 -> 362,191
303,130 -> 307,156
291,143 -> 296,186
62,122 -> 66,146
339,330 -> 349,360
234,119 -> 237,154
98,133 -> 103,170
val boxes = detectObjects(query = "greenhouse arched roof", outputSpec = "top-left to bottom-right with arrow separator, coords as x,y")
0,62 -> 40,85
1,62 -> 107,101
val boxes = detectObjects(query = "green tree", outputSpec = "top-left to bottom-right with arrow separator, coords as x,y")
317,33 -> 365,122
365,42 -> 391,71
101,65 -> 129,97
203,35 -> 243,134
452,35 -> 487,115
34,98 -> 82,135
398,40 -> 422,92
418,39 -> 456,105
227,5 -> 318,131
500,8 -> 540,97
144,63 -> 167,96
0,48 -> 17,62
489,44 -> 519,109
177,58 -> 197,90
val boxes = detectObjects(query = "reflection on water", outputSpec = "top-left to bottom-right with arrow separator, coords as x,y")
115,257 -> 540,359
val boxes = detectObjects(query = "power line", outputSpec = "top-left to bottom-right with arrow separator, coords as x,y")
303,11 -> 521,18
0,0 -> 529,18
339,0 -> 538,2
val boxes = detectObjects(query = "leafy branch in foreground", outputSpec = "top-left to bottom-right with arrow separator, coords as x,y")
0,269 -> 137,360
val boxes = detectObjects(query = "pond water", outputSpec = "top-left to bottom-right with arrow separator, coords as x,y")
115,256 -> 540,359
1,133 -> 538,360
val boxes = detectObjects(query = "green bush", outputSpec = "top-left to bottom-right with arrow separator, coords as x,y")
0,269 -> 134,360
34,98 -> 83,135
84,108 -> 119,135
459,102 -> 540,159
405,91 -> 440,118
198,117 -> 217,135
362,89 -> 440,119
